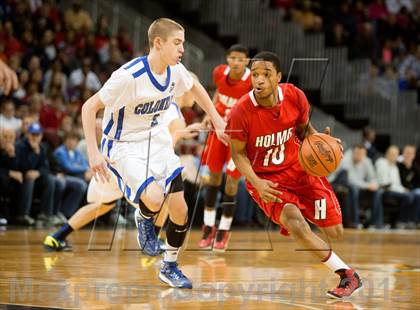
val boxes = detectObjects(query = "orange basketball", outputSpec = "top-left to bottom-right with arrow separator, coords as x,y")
298,133 -> 343,177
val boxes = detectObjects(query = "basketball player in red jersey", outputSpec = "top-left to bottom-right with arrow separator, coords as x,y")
199,44 -> 251,251
226,51 -> 362,299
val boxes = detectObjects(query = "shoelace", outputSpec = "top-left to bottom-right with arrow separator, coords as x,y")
337,271 -> 358,290
141,218 -> 156,243
165,262 -> 185,280
337,277 -> 350,289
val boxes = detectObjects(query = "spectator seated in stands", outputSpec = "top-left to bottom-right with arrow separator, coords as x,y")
64,0 -> 93,33
69,57 -> 101,96
54,131 -> 91,180
53,131 -> 89,217
291,0 -> 323,33
15,123 -> 55,226
0,99 -> 22,132
375,145 -> 415,229
358,63 -> 386,99
398,45 -> 420,91
340,144 -> 383,229
40,93 -> 67,131
398,144 -> 420,227
362,127 -> 380,162
0,128 -> 22,225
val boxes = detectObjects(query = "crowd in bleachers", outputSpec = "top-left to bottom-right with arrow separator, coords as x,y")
329,128 -> 420,230
0,0 -> 137,227
271,0 -> 420,101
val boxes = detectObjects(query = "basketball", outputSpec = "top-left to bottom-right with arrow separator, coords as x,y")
298,133 -> 343,177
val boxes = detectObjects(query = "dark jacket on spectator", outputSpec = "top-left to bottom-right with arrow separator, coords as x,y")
15,138 -> 50,176
0,148 -> 19,178
398,162 -> 420,190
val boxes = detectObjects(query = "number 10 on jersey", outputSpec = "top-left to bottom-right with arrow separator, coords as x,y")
263,144 -> 285,166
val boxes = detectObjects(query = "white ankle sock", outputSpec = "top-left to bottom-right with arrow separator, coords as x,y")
218,216 -> 233,231
204,209 -> 216,227
322,250 -> 350,272
164,241 -> 179,262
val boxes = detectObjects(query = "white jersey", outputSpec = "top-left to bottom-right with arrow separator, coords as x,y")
99,56 -> 193,142
90,102 -> 184,205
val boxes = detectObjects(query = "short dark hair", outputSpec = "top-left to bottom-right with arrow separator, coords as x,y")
352,144 -> 366,150
227,44 -> 249,56
251,51 -> 281,72
64,131 -> 80,142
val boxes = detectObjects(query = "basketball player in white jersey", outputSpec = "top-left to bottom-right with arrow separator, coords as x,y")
81,18 -> 226,289
43,101 -> 201,252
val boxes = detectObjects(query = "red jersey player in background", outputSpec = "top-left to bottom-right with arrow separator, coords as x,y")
226,51 -> 362,299
199,44 -> 251,251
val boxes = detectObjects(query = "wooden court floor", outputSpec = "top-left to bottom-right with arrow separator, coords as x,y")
0,228 -> 419,309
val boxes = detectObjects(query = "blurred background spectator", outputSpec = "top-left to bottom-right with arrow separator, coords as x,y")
375,145 -> 416,229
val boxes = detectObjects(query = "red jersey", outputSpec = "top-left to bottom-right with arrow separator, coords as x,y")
226,83 -> 310,174
213,64 -> 252,118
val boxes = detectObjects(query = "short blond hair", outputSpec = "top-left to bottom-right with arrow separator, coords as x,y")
148,18 -> 184,48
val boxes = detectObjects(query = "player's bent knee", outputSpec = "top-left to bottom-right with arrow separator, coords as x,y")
142,194 -> 164,211
285,219 -> 311,239
169,201 -> 188,219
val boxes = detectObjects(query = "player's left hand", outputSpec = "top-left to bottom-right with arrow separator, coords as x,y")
323,126 -> 343,153
201,115 -> 212,131
181,122 -> 204,140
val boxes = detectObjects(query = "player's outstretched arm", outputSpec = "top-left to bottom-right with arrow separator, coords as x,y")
81,93 -> 110,183
230,138 -> 282,203
189,79 -> 228,145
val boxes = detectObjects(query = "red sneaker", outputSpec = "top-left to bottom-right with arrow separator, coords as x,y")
198,225 -> 216,249
327,268 -> 363,299
213,230 -> 231,252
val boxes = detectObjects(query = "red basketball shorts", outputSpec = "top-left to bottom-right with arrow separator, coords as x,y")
201,131 -> 241,179
246,162 -> 342,234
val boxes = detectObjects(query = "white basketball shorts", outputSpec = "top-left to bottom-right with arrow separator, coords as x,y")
99,128 -> 183,205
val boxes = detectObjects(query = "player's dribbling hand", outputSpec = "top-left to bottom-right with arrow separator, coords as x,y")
254,179 -> 283,203
323,126 -> 343,154
89,149 -> 113,183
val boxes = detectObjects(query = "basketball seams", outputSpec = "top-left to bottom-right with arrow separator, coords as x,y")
316,134 -> 338,168
307,136 -> 331,175
298,146 -> 322,176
